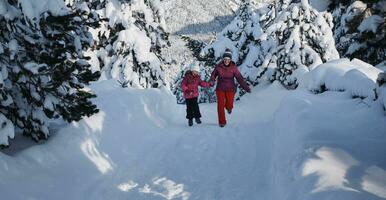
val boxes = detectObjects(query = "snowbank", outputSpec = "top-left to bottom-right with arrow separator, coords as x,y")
0,80 -> 180,199
271,89 -> 386,200
299,58 -> 382,99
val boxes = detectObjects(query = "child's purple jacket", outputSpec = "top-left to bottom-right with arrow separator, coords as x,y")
209,61 -> 251,92
181,71 -> 211,99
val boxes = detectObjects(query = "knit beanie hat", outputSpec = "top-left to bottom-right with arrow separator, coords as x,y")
190,63 -> 200,72
222,50 -> 232,60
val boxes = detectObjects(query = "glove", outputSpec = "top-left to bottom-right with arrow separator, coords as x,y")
246,88 -> 251,93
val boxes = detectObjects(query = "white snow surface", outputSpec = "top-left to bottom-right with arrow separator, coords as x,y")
19,0 -> 68,22
299,58 -> 382,99
358,15 -> 385,33
1,77 -> 385,199
0,114 -> 14,146
309,0 -> 331,11
1,1 -> 386,199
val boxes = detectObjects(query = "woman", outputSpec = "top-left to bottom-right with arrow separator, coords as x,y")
210,50 -> 251,127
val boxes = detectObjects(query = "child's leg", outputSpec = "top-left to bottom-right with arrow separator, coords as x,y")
225,91 -> 235,112
216,91 -> 226,125
191,97 -> 202,119
186,98 -> 194,119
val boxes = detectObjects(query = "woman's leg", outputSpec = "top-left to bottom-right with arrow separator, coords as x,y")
225,91 -> 235,113
216,91 -> 226,125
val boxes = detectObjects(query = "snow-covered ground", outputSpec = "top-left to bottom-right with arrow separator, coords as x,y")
1,1 -> 386,199
1,78 -> 385,200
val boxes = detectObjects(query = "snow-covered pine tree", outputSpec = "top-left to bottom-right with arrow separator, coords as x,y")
0,0 -> 100,143
198,62 -> 217,103
264,0 -> 339,88
176,1 -> 267,101
0,65 -> 14,147
87,0 -> 170,88
237,2 -> 276,87
201,0 -> 262,66
331,0 -> 385,66
181,35 -> 215,66
172,66 -> 187,104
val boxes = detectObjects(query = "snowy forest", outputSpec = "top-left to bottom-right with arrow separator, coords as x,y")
0,0 -> 385,199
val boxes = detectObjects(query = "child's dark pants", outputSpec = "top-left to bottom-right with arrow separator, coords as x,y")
185,97 -> 201,119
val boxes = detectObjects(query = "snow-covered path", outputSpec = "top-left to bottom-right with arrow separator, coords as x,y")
0,81 -> 288,200
68,81 -> 288,200
1,80 -> 386,200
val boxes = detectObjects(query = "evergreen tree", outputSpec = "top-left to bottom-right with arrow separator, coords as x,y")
263,0 -> 339,88
201,0 -> 262,66
0,64 -> 14,147
87,0 -> 170,88
193,0 -> 263,98
172,65 -> 187,104
0,0 -> 100,143
331,0 -> 385,66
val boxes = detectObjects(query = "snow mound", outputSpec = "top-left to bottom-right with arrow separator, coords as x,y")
272,89 -> 386,200
299,58 -> 382,99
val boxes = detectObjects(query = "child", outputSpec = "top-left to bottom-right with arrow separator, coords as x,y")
181,64 -> 211,126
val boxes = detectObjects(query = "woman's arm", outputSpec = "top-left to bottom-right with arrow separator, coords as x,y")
234,68 -> 251,93
209,66 -> 218,86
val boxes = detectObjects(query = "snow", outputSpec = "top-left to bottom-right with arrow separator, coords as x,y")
19,0 -> 68,22
0,114 -> 14,146
302,147 -> 360,193
1,1 -> 386,199
362,166 -> 386,199
1,72 -> 385,199
299,58 -> 382,99
23,62 -> 47,74
358,15 -> 385,33
0,0 -> 19,19
8,39 -> 18,60
272,88 -> 386,200
160,0 -> 236,85
114,27 -> 160,67
162,0 -> 234,42
309,0 -> 331,11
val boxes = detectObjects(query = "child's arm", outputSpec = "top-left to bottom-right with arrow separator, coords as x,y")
181,77 -> 189,92
199,80 -> 211,88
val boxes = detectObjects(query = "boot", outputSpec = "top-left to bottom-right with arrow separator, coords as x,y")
195,118 -> 202,124
188,119 -> 193,126
227,109 -> 232,114
219,124 -> 226,128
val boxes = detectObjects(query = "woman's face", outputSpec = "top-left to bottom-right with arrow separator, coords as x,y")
223,58 -> 231,65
